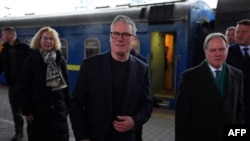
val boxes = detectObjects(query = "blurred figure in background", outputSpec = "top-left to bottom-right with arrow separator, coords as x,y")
226,19 -> 250,125
0,39 -> 3,53
225,26 -> 236,45
20,27 -> 71,141
0,27 -> 30,141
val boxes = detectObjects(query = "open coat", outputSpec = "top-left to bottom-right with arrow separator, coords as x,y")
70,52 -> 152,141
175,60 -> 245,141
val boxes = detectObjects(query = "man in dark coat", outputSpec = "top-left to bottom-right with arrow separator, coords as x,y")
0,27 -> 30,141
70,15 -> 153,141
175,33 -> 245,141
226,19 -> 250,125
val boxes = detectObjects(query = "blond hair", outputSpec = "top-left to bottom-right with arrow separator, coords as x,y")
30,27 -> 61,50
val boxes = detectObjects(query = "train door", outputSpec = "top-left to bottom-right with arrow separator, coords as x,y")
150,32 -> 176,101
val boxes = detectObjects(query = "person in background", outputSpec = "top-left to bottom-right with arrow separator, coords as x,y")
0,39 -> 4,72
175,32 -> 245,141
0,27 -> 30,141
225,26 -> 236,45
70,15 -> 153,141
20,27 -> 71,141
226,19 -> 250,125
0,39 -> 3,53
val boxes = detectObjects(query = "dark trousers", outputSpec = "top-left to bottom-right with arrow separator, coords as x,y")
8,83 -> 24,135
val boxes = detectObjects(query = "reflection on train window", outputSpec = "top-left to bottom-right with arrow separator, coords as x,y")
24,38 -> 31,45
60,39 -> 68,62
84,38 -> 101,58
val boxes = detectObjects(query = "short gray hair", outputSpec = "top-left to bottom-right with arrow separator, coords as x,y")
203,32 -> 229,50
110,15 -> 137,35
225,26 -> 235,33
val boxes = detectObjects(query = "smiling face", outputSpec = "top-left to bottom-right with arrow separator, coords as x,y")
40,31 -> 55,51
110,22 -> 136,62
204,37 -> 228,69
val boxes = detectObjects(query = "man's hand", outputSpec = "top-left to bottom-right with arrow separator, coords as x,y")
113,116 -> 135,133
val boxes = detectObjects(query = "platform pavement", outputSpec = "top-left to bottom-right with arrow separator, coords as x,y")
0,84 -> 175,141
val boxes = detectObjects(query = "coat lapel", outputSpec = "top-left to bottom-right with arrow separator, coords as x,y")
224,65 -> 237,99
122,55 -> 138,113
102,52 -> 113,104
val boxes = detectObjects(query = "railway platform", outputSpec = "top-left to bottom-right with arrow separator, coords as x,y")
0,84 -> 175,141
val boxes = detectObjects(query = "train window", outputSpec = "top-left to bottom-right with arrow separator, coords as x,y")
84,38 -> 101,58
60,39 -> 68,62
149,5 -> 174,25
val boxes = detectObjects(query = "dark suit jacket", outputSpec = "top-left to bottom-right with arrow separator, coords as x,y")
175,60 -> 245,141
70,52 -> 152,141
227,44 -> 250,124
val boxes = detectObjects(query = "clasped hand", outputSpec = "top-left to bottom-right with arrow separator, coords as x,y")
113,116 -> 135,133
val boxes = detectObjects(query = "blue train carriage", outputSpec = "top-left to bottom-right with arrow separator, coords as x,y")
0,0 -> 214,109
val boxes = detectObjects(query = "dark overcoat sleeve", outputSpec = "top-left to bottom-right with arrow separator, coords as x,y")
175,71 -> 192,141
70,59 -> 90,141
20,55 -> 34,115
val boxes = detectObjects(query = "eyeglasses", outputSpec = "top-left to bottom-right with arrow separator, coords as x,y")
41,36 -> 54,41
110,32 -> 134,40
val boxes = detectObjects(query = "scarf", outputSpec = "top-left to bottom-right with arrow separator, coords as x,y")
205,60 -> 227,97
40,50 -> 67,91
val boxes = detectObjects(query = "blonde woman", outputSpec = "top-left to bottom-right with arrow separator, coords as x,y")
20,27 -> 71,141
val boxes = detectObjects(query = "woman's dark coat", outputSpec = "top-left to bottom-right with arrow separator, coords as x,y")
20,49 -> 71,141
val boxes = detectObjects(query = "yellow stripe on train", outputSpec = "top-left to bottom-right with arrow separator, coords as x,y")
67,64 -> 80,71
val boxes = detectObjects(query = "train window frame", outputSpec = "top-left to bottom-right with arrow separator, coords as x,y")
60,38 -> 68,62
84,38 -> 101,59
